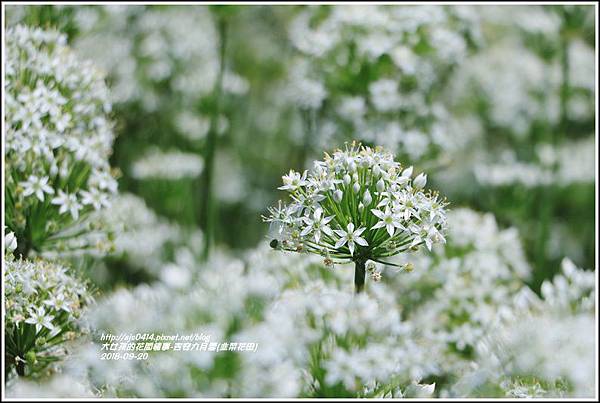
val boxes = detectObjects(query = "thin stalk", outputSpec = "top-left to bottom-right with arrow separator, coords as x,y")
16,359 -> 25,377
535,17 -> 570,284
354,258 -> 366,294
200,16 -> 228,261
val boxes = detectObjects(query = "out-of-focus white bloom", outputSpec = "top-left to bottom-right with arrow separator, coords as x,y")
337,96 -> 366,122
369,79 -> 402,112
175,111 -> 211,141
386,208 -> 532,382
470,257 -> 595,398
569,39 -> 596,91
131,149 -> 204,180
284,61 -> 327,110
453,40 -> 561,135
285,5 -> 477,162
71,6 -> 247,109
554,136 -> 596,185
95,193 -> 184,276
475,135 -> 596,188
540,257 -> 595,314
474,160 -> 553,187
160,263 -> 192,289
6,375 -> 97,398
479,313 -> 595,398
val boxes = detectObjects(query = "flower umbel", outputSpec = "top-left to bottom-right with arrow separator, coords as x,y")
264,143 -> 448,291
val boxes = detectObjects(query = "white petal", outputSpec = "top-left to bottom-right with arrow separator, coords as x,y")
371,209 -> 384,219
334,229 -> 346,237
348,241 -> 355,255
322,215 -> 334,224
322,226 -> 334,237
372,221 -> 385,230
314,231 -> 321,244
355,237 -> 368,247
314,207 -> 322,220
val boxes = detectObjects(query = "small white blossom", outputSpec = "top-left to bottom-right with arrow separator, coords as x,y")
301,207 -> 334,244
52,191 -> 83,220
25,306 -> 55,333
21,175 -> 54,202
279,170 -> 308,192
334,223 -> 369,256
371,207 -> 405,237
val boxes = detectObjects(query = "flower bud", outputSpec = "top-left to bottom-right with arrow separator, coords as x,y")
363,190 -> 373,205
376,178 -> 385,192
413,173 -> 427,189
366,261 -> 376,273
333,189 -> 343,202
402,166 -> 414,178
358,202 -> 364,212
5,232 -> 17,253
352,173 -> 359,182
373,164 -> 381,177
353,182 -> 360,193
343,174 -> 351,185
50,163 -> 58,177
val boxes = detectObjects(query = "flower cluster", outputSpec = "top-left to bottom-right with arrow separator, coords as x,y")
236,281 -> 432,397
380,208 -> 531,388
4,257 -> 91,377
470,258 -> 596,398
45,246 -> 435,398
131,149 -> 204,180
6,374 -> 97,398
4,25 -> 117,257
70,5 -> 247,110
64,251 -> 312,397
285,5 -> 479,163
264,144 -> 448,279
5,215 -> 594,398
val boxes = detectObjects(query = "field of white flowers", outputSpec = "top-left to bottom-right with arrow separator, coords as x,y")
2,3 -> 597,399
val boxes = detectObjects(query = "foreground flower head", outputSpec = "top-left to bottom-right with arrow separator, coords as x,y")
264,142 -> 448,291
4,25 -> 118,257
4,257 -> 91,377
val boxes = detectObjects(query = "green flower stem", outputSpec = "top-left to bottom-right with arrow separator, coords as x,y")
200,15 -> 228,261
536,13 -> 570,283
354,258 -> 366,294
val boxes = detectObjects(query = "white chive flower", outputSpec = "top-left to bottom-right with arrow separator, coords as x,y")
5,25 -> 118,257
264,143 -> 448,291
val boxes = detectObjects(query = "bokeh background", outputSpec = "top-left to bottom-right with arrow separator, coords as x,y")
4,3 -> 597,398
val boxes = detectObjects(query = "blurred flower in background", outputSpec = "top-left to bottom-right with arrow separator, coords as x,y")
283,5 -> 480,167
